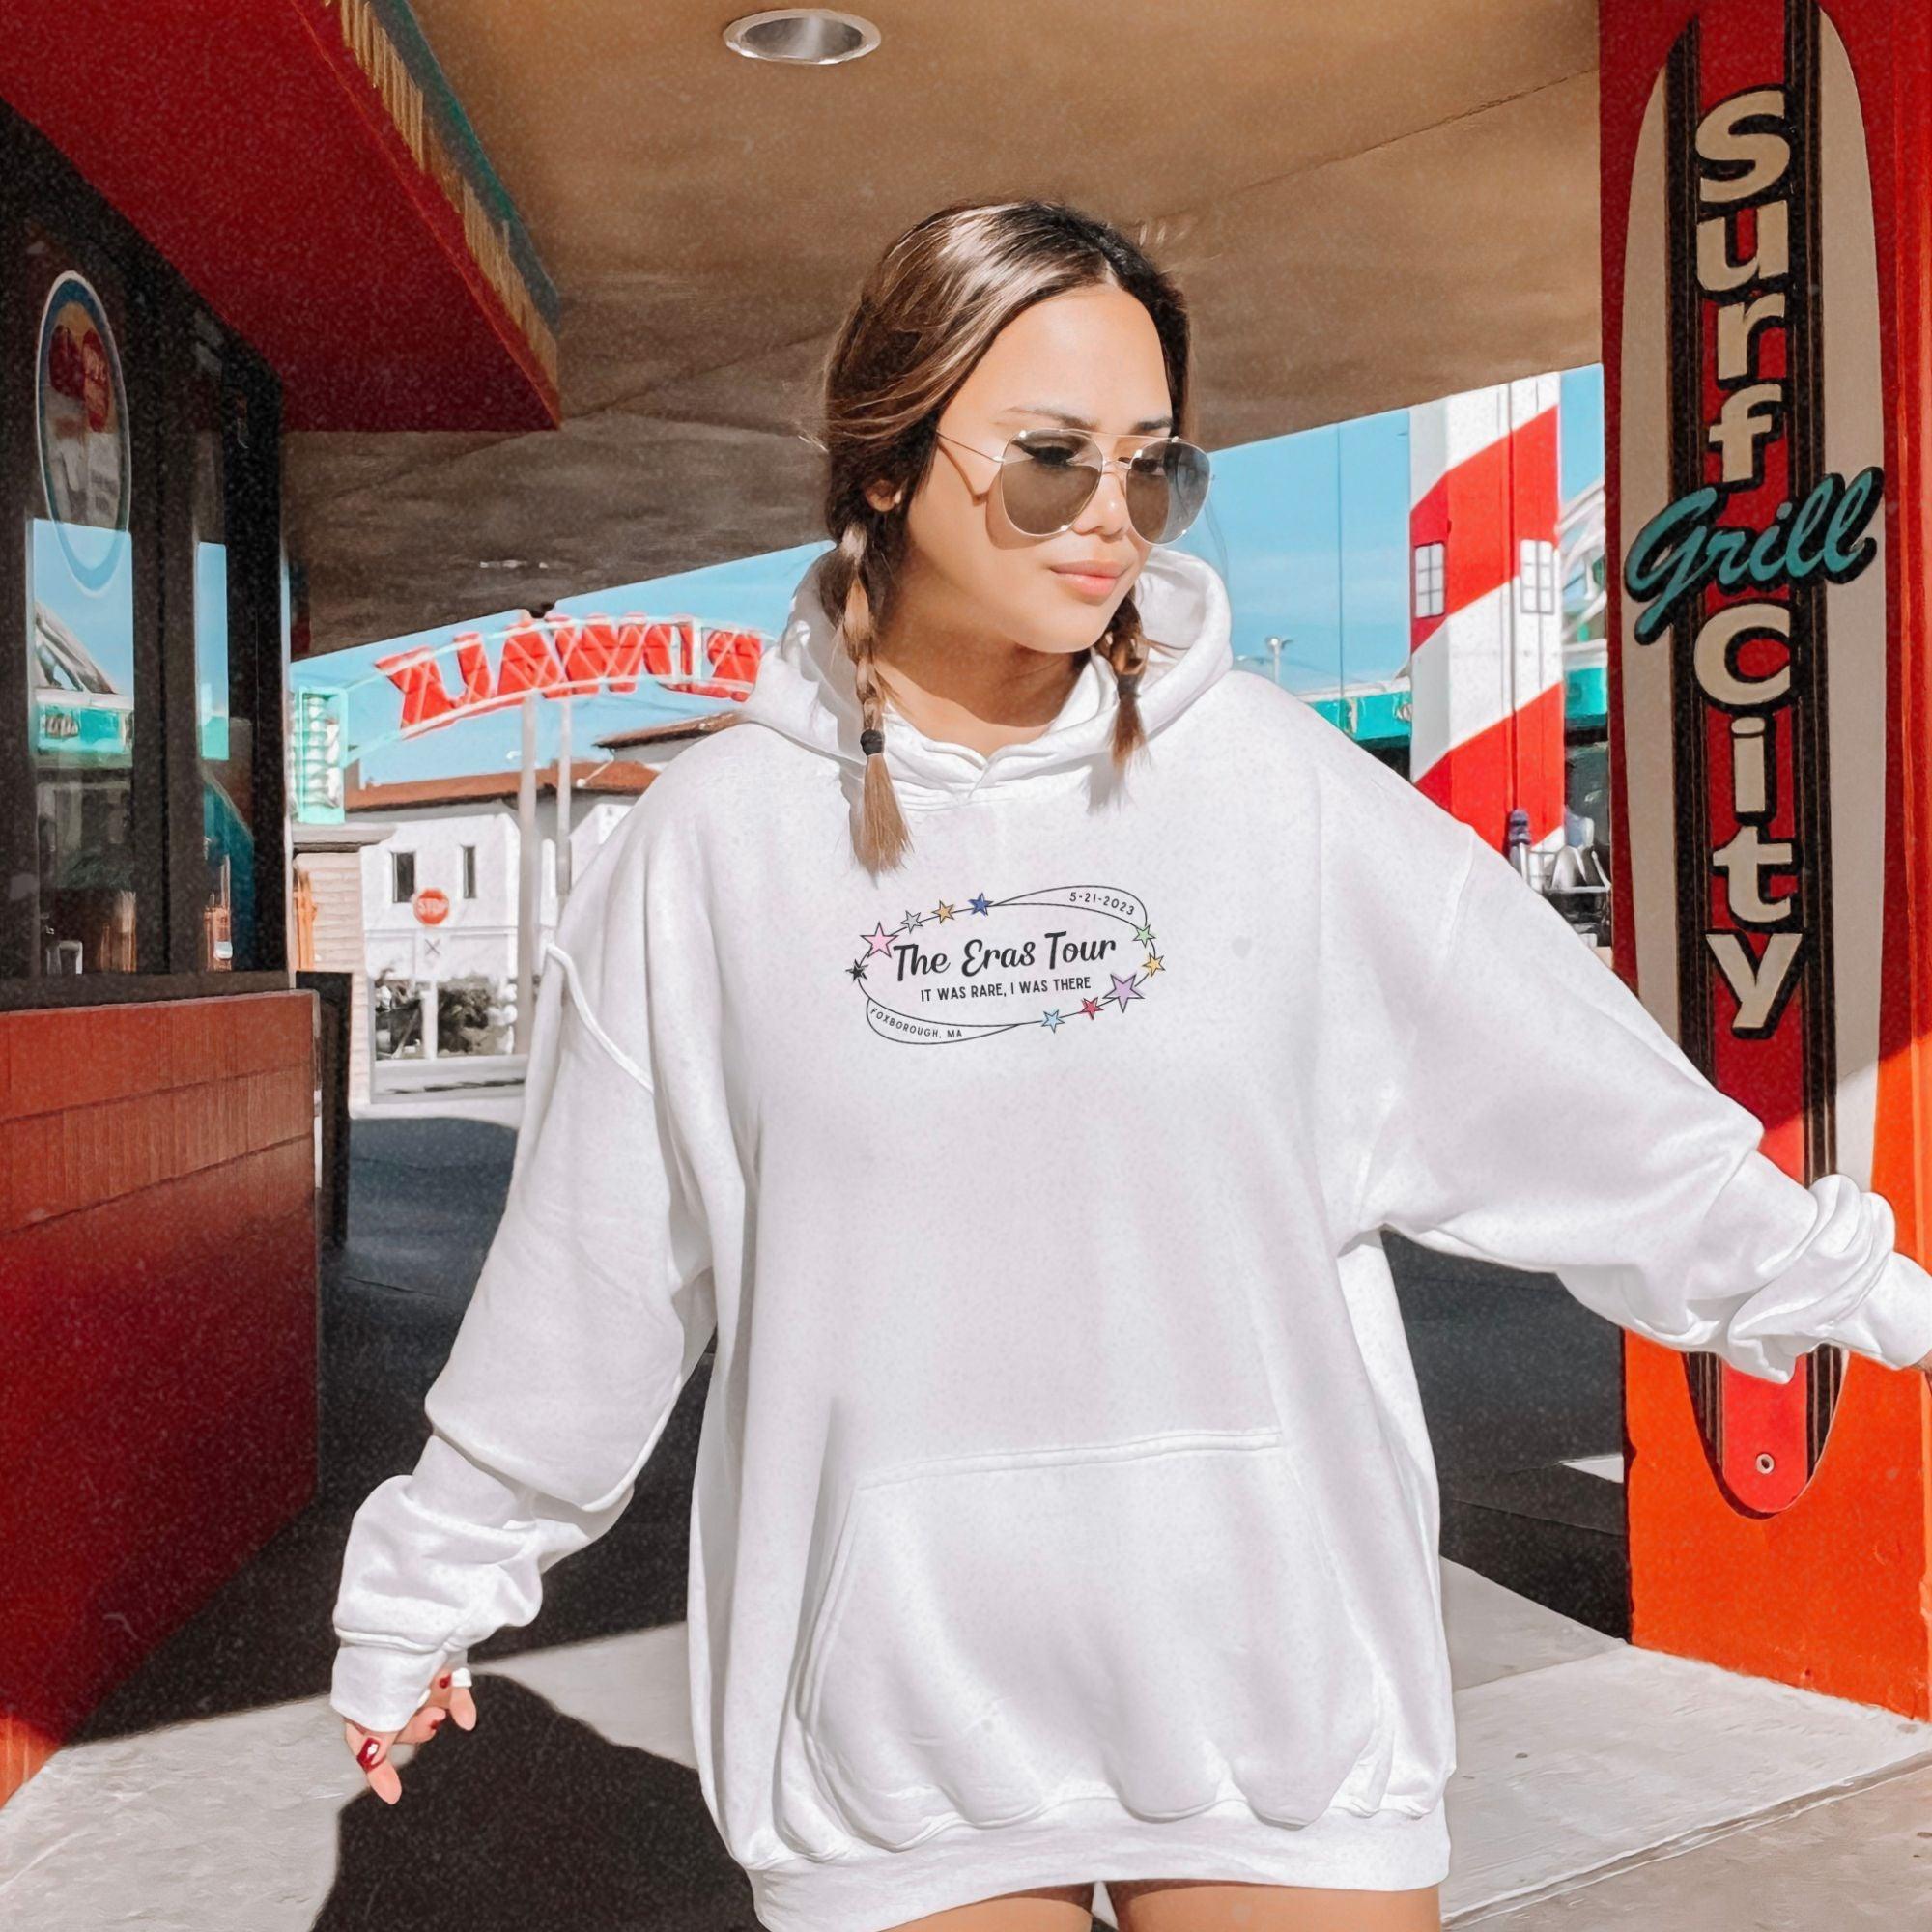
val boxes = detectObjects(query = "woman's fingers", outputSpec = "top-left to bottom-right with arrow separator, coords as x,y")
364,1749 -> 404,1804
343,1721 -> 405,1804
395,1699 -> 449,1747
341,1673 -> 478,1804
342,1677 -> 477,1808
406,1662 -> 477,1739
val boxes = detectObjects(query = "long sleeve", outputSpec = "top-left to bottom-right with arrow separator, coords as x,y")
329,804 -> 716,1734
1355,829 -> 1932,1384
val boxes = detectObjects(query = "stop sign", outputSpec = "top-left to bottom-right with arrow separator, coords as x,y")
412,888 -> 451,927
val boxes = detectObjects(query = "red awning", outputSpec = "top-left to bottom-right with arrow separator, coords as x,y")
0,0 -> 558,431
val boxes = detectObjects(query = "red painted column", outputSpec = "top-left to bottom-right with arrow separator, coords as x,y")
1602,0 -> 1931,1715
1406,378 -> 1566,856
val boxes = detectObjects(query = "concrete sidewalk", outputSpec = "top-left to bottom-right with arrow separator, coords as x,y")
3,1102 -> 1925,1929
3,1556 -> 1925,1928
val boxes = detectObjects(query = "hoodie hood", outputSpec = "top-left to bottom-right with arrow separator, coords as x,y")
737,543 -> 1234,809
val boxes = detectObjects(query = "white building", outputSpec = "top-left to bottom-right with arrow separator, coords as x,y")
344,711 -> 740,999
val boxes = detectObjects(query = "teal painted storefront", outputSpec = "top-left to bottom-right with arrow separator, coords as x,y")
1306,661 -> 1607,750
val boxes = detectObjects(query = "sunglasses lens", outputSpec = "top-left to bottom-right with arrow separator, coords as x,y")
1128,440 -> 1211,542
999,433 -> 1210,542
998,434 -> 1100,536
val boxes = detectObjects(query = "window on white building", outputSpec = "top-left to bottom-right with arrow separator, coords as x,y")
1413,542 -> 1445,619
391,850 -> 415,903
461,844 -> 477,899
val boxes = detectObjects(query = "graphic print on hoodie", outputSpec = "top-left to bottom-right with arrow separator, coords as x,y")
330,543 -> 1932,1932
847,884 -> 1163,1042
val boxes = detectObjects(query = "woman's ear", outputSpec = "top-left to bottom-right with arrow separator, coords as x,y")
864,477 -> 904,514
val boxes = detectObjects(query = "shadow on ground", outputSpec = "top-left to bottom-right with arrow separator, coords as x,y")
314,1676 -> 759,1931
70,1113 -> 710,1747
1385,1231 -> 1629,1637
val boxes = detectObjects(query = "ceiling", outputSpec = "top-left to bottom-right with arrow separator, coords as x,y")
0,1 -> 558,440
285,0 -> 1603,654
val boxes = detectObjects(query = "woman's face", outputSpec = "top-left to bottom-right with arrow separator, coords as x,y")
871,284 -> 1175,657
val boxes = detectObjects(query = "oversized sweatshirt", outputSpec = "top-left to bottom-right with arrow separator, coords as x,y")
330,544 -> 1932,1930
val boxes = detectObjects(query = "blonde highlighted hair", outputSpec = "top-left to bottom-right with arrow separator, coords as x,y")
805,198 -> 1195,874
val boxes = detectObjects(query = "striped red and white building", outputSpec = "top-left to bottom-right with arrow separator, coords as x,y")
1406,375 -> 1565,865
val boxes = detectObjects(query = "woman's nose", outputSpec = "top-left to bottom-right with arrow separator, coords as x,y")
1076,463 -> 1135,535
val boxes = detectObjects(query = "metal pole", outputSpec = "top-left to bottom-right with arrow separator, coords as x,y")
514,684 -> 540,1055
1334,425 -> 1346,709
555,691 -> 574,909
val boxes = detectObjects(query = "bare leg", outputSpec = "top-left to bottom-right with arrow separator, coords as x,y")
882,1881 -> 1098,1932
1110,1878 -> 1440,1932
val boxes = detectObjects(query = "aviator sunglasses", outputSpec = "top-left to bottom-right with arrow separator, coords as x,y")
931,425 -> 1212,544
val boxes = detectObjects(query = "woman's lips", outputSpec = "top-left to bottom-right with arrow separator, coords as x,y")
1050,566 -> 1124,598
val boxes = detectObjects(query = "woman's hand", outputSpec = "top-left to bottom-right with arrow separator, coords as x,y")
341,1668 -> 478,1804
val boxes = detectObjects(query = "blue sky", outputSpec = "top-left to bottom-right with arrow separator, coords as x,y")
301,363 -> 1606,785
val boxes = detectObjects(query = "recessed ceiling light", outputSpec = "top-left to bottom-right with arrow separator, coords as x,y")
724,9 -> 880,65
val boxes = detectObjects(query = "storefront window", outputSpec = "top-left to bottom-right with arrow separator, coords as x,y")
26,233 -> 140,975
4,109 -> 287,1001
191,327 -> 259,970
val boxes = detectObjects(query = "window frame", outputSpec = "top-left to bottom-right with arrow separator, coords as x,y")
0,100 -> 290,1010
1519,537 -> 1559,616
1412,541 -> 1446,620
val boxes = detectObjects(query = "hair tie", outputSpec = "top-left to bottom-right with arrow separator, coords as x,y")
1117,669 -> 1144,699
860,726 -> 886,756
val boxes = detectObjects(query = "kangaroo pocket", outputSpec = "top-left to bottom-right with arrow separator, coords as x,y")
772,1427 -> 1384,1855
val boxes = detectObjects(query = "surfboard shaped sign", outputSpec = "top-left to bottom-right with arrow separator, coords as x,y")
1615,0 -> 1887,1515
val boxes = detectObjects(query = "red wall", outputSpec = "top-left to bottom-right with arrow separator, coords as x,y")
1601,0 -> 1932,1716
0,992 -> 317,1804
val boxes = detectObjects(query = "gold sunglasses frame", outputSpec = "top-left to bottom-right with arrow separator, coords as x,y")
929,426 -> 1211,541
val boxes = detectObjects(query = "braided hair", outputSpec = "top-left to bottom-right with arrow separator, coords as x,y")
806,198 -> 1192,873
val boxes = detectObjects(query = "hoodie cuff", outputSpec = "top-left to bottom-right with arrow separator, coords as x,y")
1831,1247 -> 1932,1372
330,1640 -> 466,1735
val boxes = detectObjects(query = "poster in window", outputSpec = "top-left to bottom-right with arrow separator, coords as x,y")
35,270 -> 130,592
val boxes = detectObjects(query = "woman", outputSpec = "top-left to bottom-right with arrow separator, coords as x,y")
330,199 -> 1932,1932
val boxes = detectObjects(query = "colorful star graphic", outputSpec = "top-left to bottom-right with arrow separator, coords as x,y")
1142,952 -> 1164,975
968,892 -> 992,915
1080,996 -> 1102,1019
933,900 -> 955,922
1133,922 -> 1155,946
901,910 -> 926,930
1108,973 -> 1144,1012
1039,1009 -> 1063,1031
863,922 -> 896,957
846,960 -> 869,982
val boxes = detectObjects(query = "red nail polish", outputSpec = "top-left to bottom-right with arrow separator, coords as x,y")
437,1674 -> 452,1689
357,1736 -> 383,1769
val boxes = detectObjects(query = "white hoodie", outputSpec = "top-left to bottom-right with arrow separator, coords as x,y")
331,544 -> 1932,1929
